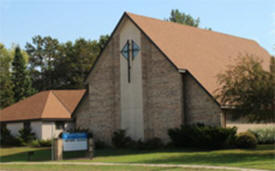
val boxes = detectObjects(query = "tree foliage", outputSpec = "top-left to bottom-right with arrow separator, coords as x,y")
11,47 -> 35,102
167,9 -> 200,27
25,35 -> 61,90
25,35 -> 109,91
215,55 -> 274,122
0,34 -> 109,108
0,44 -> 14,108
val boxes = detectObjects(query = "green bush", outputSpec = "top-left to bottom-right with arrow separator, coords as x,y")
30,139 -> 52,147
95,140 -> 107,149
30,139 -> 40,147
249,127 -> 275,144
112,129 -> 134,148
0,127 -> 21,146
18,127 -> 36,145
168,123 -> 237,149
112,130 -> 164,150
136,138 -> 164,150
235,132 -> 257,149
38,139 -> 52,147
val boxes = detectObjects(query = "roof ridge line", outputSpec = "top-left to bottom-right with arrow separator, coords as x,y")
126,12 -> 257,43
40,91 -> 52,118
125,13 -> 179,70
51,90 -> 72,114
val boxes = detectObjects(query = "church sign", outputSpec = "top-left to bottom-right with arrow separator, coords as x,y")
62,133 -> 88,151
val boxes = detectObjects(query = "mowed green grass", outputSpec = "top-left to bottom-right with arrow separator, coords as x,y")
0,164 -> 233,171
0,145 -> 274,170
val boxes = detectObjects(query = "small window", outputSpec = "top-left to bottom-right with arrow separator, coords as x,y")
55,121 -> 65,130
24,122 -> 30,129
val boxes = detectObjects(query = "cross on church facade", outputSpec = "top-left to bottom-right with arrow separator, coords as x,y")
120,40 -> 140,83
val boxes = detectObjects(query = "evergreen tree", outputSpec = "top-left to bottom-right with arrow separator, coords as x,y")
11,46 -> 35,102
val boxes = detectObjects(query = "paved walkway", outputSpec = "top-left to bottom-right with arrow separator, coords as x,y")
0,162 -> 272,171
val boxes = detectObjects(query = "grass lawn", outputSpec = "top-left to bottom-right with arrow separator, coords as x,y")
0,164 -> 232,171
0,145 -> 274,170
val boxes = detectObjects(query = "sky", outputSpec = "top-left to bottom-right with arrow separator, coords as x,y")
0,0 -> 274,55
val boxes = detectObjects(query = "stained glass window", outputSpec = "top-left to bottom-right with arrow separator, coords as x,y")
121,41 -> 129,59
131,40 -> 140,59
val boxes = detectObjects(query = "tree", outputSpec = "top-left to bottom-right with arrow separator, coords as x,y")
167,9 -> 200,27
215,55 -> 274,122
11,46 -> 35,102
98,34 -> 110,50
54,38 -> 101,89
25,35 -> 109,90
25,35 -> 60,90
0,44 -> 14,108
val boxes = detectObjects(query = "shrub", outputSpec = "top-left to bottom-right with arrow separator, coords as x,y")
38,139 -> 52,147
136,138 -> 164,150
112,129 -> 134,148
235,132 -> 257,149
31,139 -> 52,147
18,127 -> 36,145
168,123 -> 237,149
0,127 -> 21,146
249,127 -> 275,144
94,140 -> 107,149
30,139 -> 40,147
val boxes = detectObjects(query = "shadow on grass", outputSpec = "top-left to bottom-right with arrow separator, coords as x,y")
134,152 -> 275,165
0,149 -> 89,162
0,149 -> 51,162
94,147 -> 206,158
1,145 -> 274,166
94,144 -> 275,158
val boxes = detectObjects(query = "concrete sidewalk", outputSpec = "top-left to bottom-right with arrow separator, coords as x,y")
0,162 -> 272,171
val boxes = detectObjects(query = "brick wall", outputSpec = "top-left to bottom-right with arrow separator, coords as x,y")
183,73 -> 222,126
141,33 -> 183,142
75,32 -> 121,144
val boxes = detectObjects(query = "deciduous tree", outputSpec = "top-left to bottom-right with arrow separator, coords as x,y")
215,55 -> 274,122
167,9 -> 200,27
0,44 -> 14,108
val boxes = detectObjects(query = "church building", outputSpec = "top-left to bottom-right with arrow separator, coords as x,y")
73,12 -> 270,144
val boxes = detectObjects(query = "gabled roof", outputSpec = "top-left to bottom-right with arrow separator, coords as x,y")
0,90 -> 86,122
125,12 -> 271,97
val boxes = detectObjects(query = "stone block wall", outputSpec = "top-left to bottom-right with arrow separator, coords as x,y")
183,73 -> 222,126
141,33 -> 183,142
75,32 -> 121,144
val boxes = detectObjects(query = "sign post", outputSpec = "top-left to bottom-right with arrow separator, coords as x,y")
53,132 -> 92,160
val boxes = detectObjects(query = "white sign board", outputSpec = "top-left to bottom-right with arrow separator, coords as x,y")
62,133 -> 88,152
